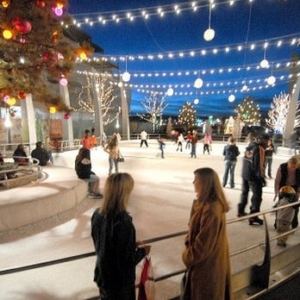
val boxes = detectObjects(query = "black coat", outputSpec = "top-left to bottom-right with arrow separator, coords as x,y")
223,144 -> 240,161
91,210 -> 145,298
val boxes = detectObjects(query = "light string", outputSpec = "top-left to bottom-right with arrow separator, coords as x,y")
86,34 -> 299,63
70,0 -> 251,26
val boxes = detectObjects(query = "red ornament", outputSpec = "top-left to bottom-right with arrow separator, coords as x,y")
42,51 -> 57,67
63,113 -> 70,120
12,17 -> 32,34
18,91 -> 27,100
36,0 -> 46,8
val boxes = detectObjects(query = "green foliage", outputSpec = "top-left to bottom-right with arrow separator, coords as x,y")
178,102 -> 196,128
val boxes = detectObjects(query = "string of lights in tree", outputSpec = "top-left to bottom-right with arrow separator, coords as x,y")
178,102 -> 197,126
265,92 -> 290,134
234,96 -> 261,125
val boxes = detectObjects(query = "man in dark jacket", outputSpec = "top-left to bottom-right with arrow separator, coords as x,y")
31,141 -> 49,166
238,135 -> 266,225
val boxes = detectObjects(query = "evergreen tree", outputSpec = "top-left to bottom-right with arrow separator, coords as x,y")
235,96 -> 261,126
0,0 -> 84,111
178,102 -> 196,129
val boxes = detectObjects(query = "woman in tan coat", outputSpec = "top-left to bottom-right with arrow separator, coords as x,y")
182,167 -> 232,300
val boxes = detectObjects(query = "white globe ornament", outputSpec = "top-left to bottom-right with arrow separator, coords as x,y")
228,94 -> 235,102
167,88 -> 174,96
122,71 -> 131,82
194,78 -> 203,89
267,75 -> 276,85
117,81 -> 123,88
260,59 -> 269,69
203,28 -> 215,42
194,98 -> 199,105
241,85 -> 248,92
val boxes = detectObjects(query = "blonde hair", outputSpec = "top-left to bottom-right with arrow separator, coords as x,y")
101,173 -> 134,217
288,156 -> 300,168
194,168 -> 230,213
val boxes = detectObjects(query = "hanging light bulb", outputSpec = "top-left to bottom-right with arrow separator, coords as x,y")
267,75 -> 276,85
241,85 -> 248,92
260,59 -> 269,69
167,87 -> 174,96
122,56 -> 131,82
194,78 -> 203,89
118,81 -> 123,88
203,2 -> 215,42
267,62 -> 276,85
228,94 -> 235,102
194,98 -> 199,105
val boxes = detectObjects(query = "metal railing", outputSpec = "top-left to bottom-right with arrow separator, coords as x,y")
1,203 -> 300,299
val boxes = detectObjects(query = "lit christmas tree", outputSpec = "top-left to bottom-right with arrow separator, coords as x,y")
266,92 -> 290,134
178,101 -> 197,129
235,96 -> 261,126
138,92 -> 168,132
73,73 -> 119,126
0,0 -> 88,111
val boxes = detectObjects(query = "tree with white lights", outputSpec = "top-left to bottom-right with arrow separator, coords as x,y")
73,73 -> 119,126
235,96 -> 261,125
178,101 -> 197,129
138,92 -> 168,132
266,92 -> 290,134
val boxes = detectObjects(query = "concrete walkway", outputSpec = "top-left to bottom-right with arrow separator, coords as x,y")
0,140 -> 298,300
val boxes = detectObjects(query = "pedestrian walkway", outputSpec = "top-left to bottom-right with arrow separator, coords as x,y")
0,140 -> 298,300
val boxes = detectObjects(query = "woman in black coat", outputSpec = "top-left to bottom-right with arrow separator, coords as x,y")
91,173 -> 150,300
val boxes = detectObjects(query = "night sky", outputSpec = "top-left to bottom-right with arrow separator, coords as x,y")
67,0 -> 300,118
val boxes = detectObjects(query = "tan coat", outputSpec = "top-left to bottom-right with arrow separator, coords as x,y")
182,200 -> 232,300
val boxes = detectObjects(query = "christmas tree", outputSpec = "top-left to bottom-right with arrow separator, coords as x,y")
0,0 -> 83,111
235,96 -> 261,126
178,102 -> 197,129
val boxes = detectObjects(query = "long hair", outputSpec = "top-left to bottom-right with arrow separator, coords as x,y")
101,173 -> 134,217
194,167 -> 230,213
107,135 -> 118,150
75,147 -> 90,163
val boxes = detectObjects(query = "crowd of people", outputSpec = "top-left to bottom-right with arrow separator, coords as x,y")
2,128 -> 299,299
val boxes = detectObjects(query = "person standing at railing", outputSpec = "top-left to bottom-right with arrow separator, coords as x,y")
91,173 -> 151,300
182,168 -> 232,300
44,136 -> 54,164
274,156 -> 300,229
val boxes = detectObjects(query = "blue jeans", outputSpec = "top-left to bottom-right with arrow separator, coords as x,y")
108,157 -> 118,175
222,160 -> 236,188
191,144 -> 196,158
264,156 -> 273,177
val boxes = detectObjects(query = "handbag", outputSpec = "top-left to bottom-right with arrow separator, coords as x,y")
138,256 -> 155,300
117,156 -> 125,162
180,270 -> 191,300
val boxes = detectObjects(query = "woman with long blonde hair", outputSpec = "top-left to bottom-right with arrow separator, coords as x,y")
182,167 -> 232,300
91,173 -> 150,300
104,135 -> 120,175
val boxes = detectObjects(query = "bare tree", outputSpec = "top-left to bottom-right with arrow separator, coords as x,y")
73,73 -> 120,126
138,92 -> 168,132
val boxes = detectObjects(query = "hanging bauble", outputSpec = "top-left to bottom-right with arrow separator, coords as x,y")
167,88 -> 174,96
194,98 -> 199,105
194,78 -> 203,89
7,96 -> 16,106
59,76 -> 68,86
122,71 -> 131,82
49,106 -> 56,114
36,0 -> 46,8
1,0 -> 10,8
267,76 -> 276,85
12,17 -> 32,34
228,94 -> 235,102
18,91 -> 27,100
2,29 -> 13,39
19,37 -> 26,44
42,51 -> 57,67
63,113 -> 70,120
203,28 -> 215,42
